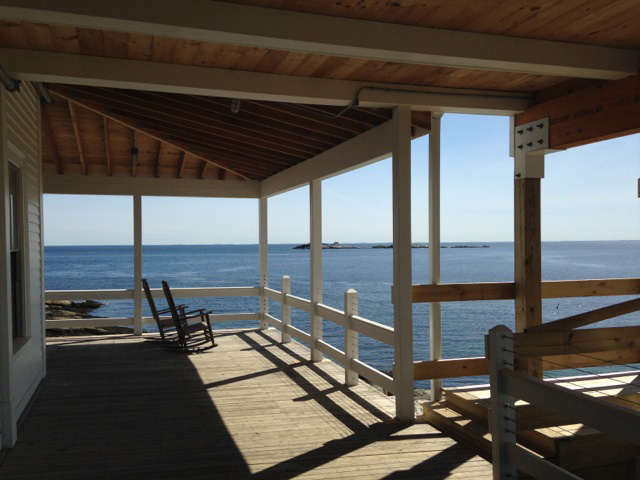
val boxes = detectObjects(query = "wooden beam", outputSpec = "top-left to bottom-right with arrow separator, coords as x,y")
49,87 -> 251,180
514,178 -> 542,332
43,173 -> 260,198
198,160 -> 208,180
526,298 -> 640,333
67,102 -> 87,175
1,48 -> 531,114
538,349 -> 640,371
413,357 -> 488,381
103,117 -> 112,176
514,178 -> 542,376
177,152 -> 186,179
154,141 -> 161,178
517,73 -> 640,149
514,326 -> 640,357
42,106 -> 63,175
261,120 -> 393,197
413,278 -> 640,302
2,0 -> 638,79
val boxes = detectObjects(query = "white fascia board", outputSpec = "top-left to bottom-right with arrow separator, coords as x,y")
0,0 -> 638,80
1,48 -> 531,114
44,174 -> 260,198
260,121 -> 393,198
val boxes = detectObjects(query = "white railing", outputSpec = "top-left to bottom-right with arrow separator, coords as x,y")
45,286 -> 260,328
45,277 -> 396,394
263,275 -> 395,394
487,325 -> 640,479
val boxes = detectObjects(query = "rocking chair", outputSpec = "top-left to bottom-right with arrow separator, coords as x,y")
162,280 -> 216,352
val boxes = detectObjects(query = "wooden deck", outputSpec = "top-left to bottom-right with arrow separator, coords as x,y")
1,329 -> 492,479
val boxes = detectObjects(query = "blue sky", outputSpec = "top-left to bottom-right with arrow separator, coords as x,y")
43,114 -> 639,245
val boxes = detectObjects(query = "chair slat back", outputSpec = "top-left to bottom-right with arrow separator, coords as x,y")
142,279 -> 160,320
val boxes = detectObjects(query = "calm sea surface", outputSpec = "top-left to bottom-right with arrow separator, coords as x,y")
45,241 -> 639,386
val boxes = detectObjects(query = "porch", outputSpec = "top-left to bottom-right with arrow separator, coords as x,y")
2,330 -> 491,479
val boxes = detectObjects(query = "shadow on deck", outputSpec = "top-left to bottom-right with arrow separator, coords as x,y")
1,329 -> 492,479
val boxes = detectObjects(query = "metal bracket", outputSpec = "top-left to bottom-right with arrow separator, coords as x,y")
514,118 -> 549,179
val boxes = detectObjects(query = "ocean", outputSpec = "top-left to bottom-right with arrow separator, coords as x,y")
45,241 -> 640,387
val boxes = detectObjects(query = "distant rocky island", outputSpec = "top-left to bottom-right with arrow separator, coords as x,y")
294,242 -> 490,250
45,300 -> 133,336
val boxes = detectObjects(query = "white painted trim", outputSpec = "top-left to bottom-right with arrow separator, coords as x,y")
258,197 -> 268,330
43,173 -> 260,198
1,0 -> 637,79
428,113 -> 443,401
132,194 -> 142,335
391,105 -> 414,421
309,179 -> 322,362
261,121 -> 393,198
45,286 -> 259,301
1,48 -> 532,113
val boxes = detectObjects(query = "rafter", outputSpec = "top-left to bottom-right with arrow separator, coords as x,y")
198,160 -> 208,180
49,87 -> 252,180
103,117 -> 112,176
154,141 -> 161,178
1,0 -> 637,79
67,102 -> 87,175
42,106 -> 63,175
177,152 -> 186,179
131,129 -> 137,177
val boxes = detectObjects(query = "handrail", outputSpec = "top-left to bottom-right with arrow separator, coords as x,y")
487,325 -> 640,478
46,286 -> 260,301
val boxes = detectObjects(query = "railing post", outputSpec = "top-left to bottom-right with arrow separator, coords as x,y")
487,325 -> 516,480
344,289 -> 359,386
259,197 -> 268,330
133,194 -> 143,336
281,275 -> 291,344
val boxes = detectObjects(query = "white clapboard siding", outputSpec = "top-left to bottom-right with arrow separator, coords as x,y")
2,82 -> 45,426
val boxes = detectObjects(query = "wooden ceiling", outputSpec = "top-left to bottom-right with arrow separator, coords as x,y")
221,1 -> 640,49
41,84 -> 431,180
0,20 -> 564,94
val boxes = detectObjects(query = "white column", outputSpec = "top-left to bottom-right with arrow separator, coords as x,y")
310,179 -> 323,362
429,113 -> 443,401
392,105 -> 414,421
344,288 -> 359,386
259,197 -> 268,330
281,275 -> 291,343
133,194 -> 143,336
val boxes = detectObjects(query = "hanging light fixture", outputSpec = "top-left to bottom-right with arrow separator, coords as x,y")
130,146 -> 139,164
0,64 -> 20,93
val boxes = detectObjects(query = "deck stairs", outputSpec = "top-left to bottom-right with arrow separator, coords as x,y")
419,371 -> 640,479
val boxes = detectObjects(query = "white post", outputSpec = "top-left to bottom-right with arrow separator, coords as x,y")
281,275 -> 291,343
344,288 -> 359,386
133,194 -> 143,336
429,112 -> 443,401
310,179 -> 323,362
392,105 -> 414,421
487,325 -> 517,479
259,197 -> 268,330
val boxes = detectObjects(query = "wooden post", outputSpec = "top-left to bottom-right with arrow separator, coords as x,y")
310,179 -> 323,362
259,197 -> 268,330
281,275 -> 291,344
514,177 -> 543,376
133,194 -> 143,336
392,105 -> 414,421
429,112 -> 443,402
344,288 -> 359,386
487,325 -> 517,480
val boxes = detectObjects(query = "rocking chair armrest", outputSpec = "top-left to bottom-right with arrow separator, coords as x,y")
156,304 -> 186,314
182,308 -> 212,316
181,311 -> 211,321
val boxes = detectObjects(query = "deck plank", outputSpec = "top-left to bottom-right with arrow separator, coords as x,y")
1,329 -> 492,479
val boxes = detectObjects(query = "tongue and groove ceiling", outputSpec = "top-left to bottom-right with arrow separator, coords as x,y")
2,0 -> 640,182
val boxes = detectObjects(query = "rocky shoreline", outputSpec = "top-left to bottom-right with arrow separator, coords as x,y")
45,300 -> 133,336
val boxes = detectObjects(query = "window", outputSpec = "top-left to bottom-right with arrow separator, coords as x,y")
9,164 -> 25,339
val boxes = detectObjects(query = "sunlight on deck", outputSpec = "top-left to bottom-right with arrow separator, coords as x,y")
1,329 -> 492,479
